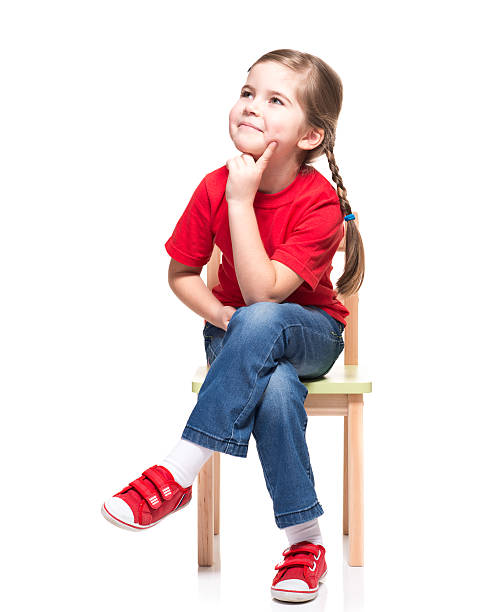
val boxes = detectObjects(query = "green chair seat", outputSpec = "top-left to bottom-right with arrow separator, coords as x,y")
192,363 -> 372,395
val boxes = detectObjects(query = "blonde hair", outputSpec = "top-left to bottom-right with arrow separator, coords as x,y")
248,49 -> 365,296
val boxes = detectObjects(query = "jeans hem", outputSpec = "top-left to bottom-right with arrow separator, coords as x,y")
275,501 -> 324,529
181,425 -> 248,458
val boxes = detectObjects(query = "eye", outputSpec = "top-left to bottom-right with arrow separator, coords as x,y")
240,90 -> 284,105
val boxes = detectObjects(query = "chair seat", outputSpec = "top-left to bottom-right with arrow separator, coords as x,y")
192,363 -> 372,394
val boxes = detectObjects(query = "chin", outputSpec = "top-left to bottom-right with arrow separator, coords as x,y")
235,145 -> 258,157
232,138 -> 265,157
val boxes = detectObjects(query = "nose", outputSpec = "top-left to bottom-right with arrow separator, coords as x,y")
244,97 -> 261,116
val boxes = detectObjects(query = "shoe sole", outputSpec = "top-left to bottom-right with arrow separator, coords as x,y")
271,569 -> 328,602
101,498 -> 191,531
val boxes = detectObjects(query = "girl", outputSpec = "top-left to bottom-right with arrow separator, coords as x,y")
101,48 -> 365,603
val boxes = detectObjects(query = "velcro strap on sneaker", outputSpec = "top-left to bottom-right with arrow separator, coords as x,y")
142,466 -> 176,502
275,557 -> 315,571
128,476 -> 162,510
284,544 -> 320,557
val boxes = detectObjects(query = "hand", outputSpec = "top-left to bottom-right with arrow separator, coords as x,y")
225,141 -> 278,205
216,305 -> 237,332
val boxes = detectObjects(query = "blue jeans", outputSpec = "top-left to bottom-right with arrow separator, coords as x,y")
181,301 -> 345,529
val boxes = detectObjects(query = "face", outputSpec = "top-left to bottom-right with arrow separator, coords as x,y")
228,61 -> 321,162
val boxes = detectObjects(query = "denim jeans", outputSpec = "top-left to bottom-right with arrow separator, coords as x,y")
181,301 -> 345,528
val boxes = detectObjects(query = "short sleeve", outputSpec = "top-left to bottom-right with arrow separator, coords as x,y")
270,200 -> 344,291
164,177 -> 214,267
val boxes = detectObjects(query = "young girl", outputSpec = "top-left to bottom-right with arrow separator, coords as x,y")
101,48 -> 365,603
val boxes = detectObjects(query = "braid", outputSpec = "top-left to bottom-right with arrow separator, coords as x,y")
325,145 -> 351,217
323,136 -> 365,296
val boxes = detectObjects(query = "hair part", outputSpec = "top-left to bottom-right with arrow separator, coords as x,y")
248,49 -> 365,297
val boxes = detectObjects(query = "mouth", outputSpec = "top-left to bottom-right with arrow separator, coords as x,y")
239,122 -> 263,132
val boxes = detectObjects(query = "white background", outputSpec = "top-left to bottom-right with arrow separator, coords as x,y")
1,1 -> 497,610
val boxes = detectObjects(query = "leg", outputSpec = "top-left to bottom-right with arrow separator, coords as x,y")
252,359 -> 324,528
343,415 -> 349,535
348,393 -> 364,566
197,453 -> 214,566
182,302 -> 344,458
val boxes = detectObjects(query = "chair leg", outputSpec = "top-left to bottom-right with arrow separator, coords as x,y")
197,453 -> 214,566
347,393 -> 364,566
343,415 -> 349,535
214,451 -> 220,535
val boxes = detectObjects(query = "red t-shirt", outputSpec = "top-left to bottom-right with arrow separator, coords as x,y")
164,164 -> 350,326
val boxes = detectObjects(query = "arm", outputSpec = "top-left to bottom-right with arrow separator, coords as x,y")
228,200 -> 304,304
168,259 -> 236,330
168,259 -> 226,328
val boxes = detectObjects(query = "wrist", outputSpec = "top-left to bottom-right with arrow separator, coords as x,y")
205,303 -> 226,328
227,196 -> 254,209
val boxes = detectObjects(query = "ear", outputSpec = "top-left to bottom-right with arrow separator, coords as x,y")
297,126 -> 325,151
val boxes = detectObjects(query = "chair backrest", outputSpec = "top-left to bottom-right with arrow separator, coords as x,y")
205,211 -> 359,366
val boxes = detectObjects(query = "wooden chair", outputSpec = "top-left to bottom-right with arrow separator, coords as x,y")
191,211 -> 372,567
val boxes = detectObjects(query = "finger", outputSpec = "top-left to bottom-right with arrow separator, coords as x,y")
226,157 -> 240,169
255,141 -> 278,170
240,153 -> 254,165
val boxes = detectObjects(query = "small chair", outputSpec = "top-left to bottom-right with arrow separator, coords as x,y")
191,211 -> 372,567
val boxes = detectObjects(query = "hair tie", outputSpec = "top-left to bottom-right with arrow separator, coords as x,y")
344,213 -> 355,222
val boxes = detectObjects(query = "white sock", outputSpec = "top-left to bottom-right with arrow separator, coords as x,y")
160,438 -> 213,488
284,518 -> 323,546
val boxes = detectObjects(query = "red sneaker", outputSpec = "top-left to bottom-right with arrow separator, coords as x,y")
271,540 -> 328,602
101,464 -> 192,530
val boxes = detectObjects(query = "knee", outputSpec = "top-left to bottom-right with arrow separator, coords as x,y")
254,365 -> 308,431
229,301 -> 287,334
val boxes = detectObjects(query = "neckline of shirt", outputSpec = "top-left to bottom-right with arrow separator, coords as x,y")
252,166 -> 316,209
